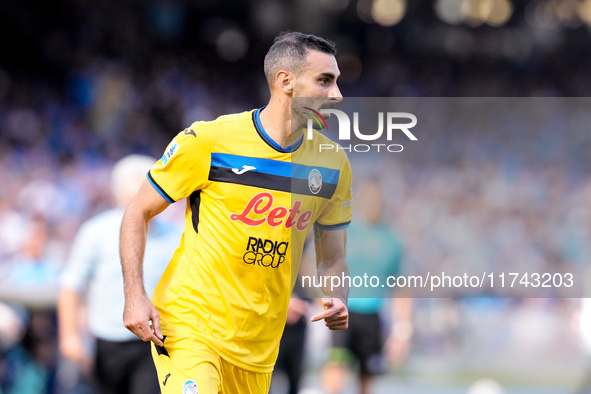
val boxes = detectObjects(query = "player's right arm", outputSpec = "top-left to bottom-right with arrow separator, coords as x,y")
123,124 -> 209,344
120,179 -> 170,346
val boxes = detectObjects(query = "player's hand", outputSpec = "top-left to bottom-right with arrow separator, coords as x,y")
310,297 -> 348,330
385,335 -> 411,369
123,293 -> 163,346
60,333 -> 86,366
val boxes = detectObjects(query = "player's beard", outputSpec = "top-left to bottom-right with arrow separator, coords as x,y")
291,97 -> 335,132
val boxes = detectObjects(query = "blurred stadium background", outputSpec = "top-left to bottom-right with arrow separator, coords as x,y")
2,0 -> 591,393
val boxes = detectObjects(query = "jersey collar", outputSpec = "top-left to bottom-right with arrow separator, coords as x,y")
252,107 -> 303,153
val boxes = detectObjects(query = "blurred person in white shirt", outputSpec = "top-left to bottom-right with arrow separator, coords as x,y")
58,154 -> 182,394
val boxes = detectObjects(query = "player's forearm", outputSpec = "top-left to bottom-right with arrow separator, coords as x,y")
120,202 -> 150,298
394,297 -> 412,322
392,297 -> 413,340
317,256 -> 350,303
314,226 -> 349,303
57,288 -> 82,340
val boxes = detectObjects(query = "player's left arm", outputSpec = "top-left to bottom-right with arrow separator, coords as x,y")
310,226 -> 349,330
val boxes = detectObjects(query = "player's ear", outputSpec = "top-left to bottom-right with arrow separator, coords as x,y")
276,71 -> 294,94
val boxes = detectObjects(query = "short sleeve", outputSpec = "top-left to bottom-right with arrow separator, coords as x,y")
148,124 -> 211,203
315,153 -> 353,230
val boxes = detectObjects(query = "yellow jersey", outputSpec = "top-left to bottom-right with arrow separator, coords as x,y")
148,108 -> 353,372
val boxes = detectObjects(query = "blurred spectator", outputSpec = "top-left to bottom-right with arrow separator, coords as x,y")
321,179 -> 412,394
1,215 -> 61,288
576,276 -> 591,394
57,155 -> 182,394
0,303 -> 58,394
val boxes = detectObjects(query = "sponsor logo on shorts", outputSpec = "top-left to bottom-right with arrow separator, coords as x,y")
183,380 -> 199,394
243,236 -> 288,269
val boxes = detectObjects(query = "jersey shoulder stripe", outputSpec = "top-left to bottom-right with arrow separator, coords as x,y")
147,171 -> 175,203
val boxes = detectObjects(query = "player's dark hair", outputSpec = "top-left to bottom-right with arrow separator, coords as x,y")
264,31 -> 337,86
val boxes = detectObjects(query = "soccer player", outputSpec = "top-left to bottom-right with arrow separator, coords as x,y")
120,32 -> 354,394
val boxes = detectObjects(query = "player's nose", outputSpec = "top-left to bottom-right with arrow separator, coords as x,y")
329,84 -> 343,103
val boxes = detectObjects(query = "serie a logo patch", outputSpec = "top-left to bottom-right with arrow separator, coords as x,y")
160,138 -> 179,167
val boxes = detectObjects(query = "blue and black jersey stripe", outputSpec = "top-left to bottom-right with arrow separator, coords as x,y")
208,153 -> 339,199
315,221 -> 351,231
147,171 -> 175,203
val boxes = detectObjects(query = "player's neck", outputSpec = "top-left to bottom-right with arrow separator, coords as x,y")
259,99 -> 303,150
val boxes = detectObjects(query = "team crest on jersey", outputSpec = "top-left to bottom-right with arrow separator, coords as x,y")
183,380 -> 198,394
160,138 -> 179,167
308,169 -> 322,195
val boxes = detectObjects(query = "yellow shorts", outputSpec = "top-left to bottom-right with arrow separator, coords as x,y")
151,336 -> 272,394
